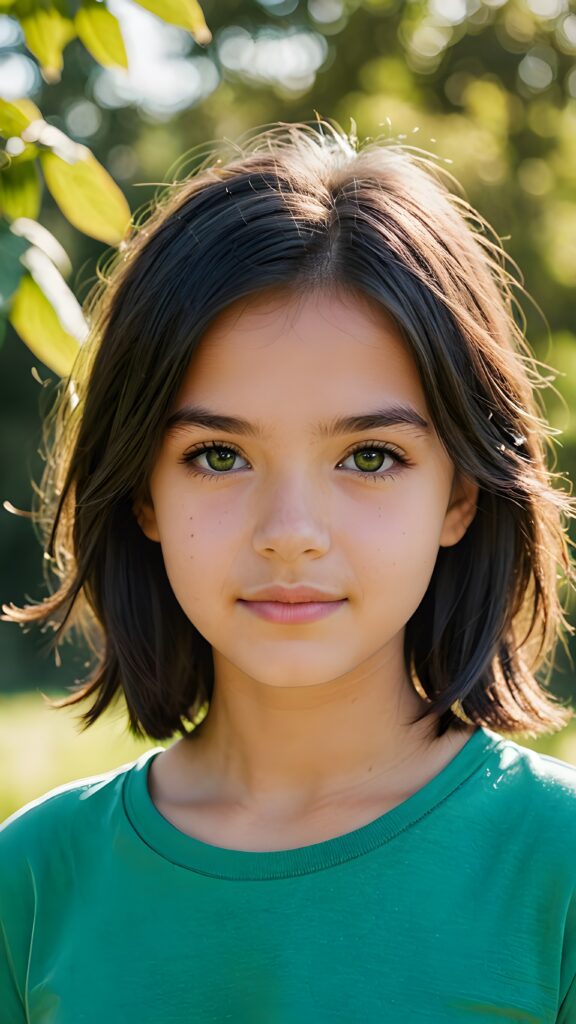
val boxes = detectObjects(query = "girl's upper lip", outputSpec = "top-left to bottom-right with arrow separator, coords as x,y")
240,585 -> 345,603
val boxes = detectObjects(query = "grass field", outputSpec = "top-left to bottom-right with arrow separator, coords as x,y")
1,690 -> 576,823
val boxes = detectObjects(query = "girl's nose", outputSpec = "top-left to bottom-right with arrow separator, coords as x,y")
251,473 -> 331,561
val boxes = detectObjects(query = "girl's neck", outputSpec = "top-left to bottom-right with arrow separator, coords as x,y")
152,652 -> 476,819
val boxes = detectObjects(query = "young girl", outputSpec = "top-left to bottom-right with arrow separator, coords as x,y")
1,118 -> 575,1023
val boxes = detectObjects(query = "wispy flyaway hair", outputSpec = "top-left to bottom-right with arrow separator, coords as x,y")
4,118 -> 575,740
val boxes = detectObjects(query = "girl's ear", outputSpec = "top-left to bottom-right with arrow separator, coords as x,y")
133,497 -> 161,543
439,471 -> 479,548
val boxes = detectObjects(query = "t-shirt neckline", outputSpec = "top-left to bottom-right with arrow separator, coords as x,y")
123,725 -> 504,880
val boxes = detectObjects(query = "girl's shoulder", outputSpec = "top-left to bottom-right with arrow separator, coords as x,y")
480,730 -> 576,855
0,747 -> 163,856
491,732 -> 576,802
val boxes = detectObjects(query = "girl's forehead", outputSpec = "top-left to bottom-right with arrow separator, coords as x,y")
198,286 -> 396,345
174,288 -> 428,413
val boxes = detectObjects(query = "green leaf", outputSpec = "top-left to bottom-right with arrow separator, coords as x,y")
132,0 -> 211,44
40,148 -> 131,244
9,273 -> 81,377
0,97 -> 42,138
75,0 -> 128,69
14,0 -> 77,83
0,222 -> 30,311
0,159 -> 41,220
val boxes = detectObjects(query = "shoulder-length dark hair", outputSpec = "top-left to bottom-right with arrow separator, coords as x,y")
4,118 -> 575,741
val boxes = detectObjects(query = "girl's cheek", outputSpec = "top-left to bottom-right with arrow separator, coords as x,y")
167,507 -> 239,578
355,505 -> 440,580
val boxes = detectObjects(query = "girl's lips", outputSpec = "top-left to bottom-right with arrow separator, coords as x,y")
238,599 -> 347,624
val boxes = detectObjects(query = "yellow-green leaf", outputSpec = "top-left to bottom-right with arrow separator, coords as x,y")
9,274 -> 81,377
15,0 -> 76,83
0,98 -> 42,138
0,159 -> 41,219
75,0 -> 128,70
40,148 -> 131,244
21,243 -> 87,338
132,0 -> 211,44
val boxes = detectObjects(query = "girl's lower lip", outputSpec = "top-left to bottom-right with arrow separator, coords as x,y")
238,599 -> 347,623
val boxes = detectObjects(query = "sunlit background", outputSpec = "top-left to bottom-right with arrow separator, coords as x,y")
1,0 -> 576,819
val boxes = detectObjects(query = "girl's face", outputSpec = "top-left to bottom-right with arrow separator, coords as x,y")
136,287 -> 478,691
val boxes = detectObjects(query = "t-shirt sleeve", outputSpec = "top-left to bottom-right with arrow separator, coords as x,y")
558,975 -> 576,1023
0,809 -> 40,1022
557,884 -> 576,1023
0,917 -> 27,1022
1,761 -> 138,1021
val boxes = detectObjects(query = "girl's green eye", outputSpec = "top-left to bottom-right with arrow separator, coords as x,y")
338,443 -> 407,477
204,448 -> 239,472
188,446 -> 247,473
349,450 -> 390,473
179,443 -> 248,475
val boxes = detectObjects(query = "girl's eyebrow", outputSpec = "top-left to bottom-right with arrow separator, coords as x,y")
164,403 -> 430,439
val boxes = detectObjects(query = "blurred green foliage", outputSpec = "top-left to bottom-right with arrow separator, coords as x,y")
0,0 -> 575,720
0,0 -> 212,379
0,692 -> 155,819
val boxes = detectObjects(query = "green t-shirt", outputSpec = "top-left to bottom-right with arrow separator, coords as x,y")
1,725 -> 575,1023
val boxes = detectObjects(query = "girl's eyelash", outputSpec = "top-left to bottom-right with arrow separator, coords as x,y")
343,440 -> 411,472
178,440 -> 412,482
178,441 -> 246,479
